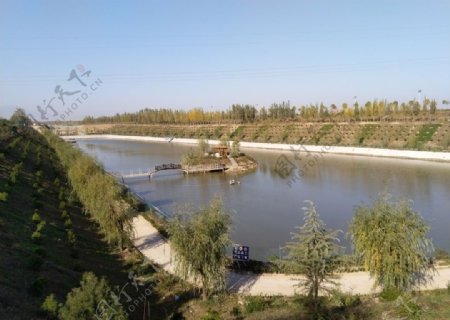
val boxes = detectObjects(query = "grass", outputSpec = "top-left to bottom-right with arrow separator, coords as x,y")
355,124 -> 378,145
230,126 -> 244,140
416,124 -> 441,149
311,123 -> 334,144
178,289 -> 450,320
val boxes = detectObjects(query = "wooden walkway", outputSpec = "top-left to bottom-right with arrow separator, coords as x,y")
112,162 -> 227,179
183,163 -> 226,174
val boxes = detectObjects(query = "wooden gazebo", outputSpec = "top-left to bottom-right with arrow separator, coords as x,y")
214,146 -> 229,158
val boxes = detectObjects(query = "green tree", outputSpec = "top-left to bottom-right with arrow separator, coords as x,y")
349,194 -> 434,292
197,138 -> 209,154
231,139 -> 240,157
181,150 -> 199,166
168,198 -> 231,300
278,200 -> 341,315
41,294 -> 59,319
59,272 -> 126,320
10,108 -> 32,126
430,99 -> 437,115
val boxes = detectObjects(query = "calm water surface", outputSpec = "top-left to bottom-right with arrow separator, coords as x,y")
77,139 -> 450,260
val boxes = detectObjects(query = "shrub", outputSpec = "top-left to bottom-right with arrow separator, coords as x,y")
67,230 -> 76,247
58,189 -> 65,201
64,218 -> 72,229
31,230 -> 42,242
61,210 -> 69,220
59,201 -> 66,210
54,177 -> 61,187
230,306 -> 242,317
380,287 -> 402,301
245,296 -> 271,314
0,192 -> 8,202
330,289 -> 362,308
58,272 -> 126,320
32,210 -> 41,223
201,310 -> 221,320
396,294 -> 423,319
9,162 -> 23,184
0,153 -> 4,160
9,173 -> 17,184
41,294 -> 59,319
36,220 -> 46,233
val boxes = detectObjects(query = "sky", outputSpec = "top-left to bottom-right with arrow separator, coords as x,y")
1,0 -> 450,121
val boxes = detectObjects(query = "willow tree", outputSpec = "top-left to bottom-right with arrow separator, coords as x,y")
349,194 -> 434,292
168,198 -> 231,300
44,130 -> 134,251
279,200 -> 341,314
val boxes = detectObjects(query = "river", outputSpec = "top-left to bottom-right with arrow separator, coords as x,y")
76,138 -> 450,260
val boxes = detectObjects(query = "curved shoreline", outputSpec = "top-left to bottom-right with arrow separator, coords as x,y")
133,215 -> 450,296
62,134 -> 450,163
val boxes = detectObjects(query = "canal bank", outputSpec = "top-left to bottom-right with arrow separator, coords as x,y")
62,134 -> 450,162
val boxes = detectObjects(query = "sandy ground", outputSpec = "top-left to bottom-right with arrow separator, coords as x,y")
133,215 -> 450,296
63,134 -> 450,162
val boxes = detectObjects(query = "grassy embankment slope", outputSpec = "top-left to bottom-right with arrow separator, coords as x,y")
58,122 -> 450,151
0,122 -> 189,319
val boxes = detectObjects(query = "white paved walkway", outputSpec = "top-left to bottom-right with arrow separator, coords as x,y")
133,215 -> 450,296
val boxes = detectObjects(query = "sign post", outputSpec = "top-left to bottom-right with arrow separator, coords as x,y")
232,244 -> 249,261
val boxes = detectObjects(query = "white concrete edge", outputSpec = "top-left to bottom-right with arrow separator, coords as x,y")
61,134 -> 450,163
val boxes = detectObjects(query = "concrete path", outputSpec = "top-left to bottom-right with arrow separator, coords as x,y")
227,155 -> 239,169
133,215 -> 450,296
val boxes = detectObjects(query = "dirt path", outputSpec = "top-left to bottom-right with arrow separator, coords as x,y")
133,215 -> 450,296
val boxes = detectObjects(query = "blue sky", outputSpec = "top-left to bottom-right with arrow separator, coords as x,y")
1,0 -> 449,120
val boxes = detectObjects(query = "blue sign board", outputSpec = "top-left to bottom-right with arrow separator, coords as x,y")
233,244 -> 249,261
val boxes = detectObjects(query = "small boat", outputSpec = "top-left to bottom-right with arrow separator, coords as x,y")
229,179 -> 240,185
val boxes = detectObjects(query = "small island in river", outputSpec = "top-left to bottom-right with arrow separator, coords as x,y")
180,137 -> 258,174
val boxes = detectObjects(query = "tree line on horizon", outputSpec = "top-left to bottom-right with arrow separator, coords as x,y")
81,98 -> 450,125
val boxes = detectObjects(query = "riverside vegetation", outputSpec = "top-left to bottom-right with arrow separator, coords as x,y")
62,99 -> 450,152
3,109 -> 450,319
